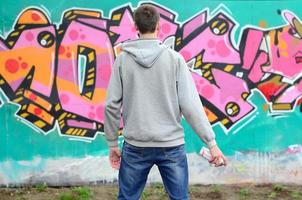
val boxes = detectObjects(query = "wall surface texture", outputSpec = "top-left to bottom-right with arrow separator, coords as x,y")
0,0 -> 301,185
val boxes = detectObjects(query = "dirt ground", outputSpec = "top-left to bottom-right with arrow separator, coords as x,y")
0,183 -> 301,200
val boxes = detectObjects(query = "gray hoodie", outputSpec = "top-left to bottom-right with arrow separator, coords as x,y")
104,39 -> 216,148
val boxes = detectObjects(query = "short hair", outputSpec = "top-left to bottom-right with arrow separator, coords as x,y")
133,5 -> 160,34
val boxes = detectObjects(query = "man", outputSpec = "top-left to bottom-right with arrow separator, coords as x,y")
104,4 -> 227,200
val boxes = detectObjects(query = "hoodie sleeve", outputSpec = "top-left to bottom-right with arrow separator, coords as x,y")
104,55 -> 123,147
177,54 -> 217,148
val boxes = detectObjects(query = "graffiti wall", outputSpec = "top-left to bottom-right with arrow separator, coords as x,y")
0,0 -> 301,185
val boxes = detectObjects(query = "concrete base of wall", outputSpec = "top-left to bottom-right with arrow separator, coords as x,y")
0,150 -> 301,186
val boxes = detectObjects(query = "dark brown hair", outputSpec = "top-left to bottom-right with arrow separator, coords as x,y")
133,5 -> 160,34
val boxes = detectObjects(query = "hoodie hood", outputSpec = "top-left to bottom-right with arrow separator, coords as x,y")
121,39 -> 167,68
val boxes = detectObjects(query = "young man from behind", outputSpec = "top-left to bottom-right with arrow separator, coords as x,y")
104,4 -> 227,200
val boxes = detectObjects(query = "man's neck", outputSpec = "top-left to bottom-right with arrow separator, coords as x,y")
139,32 -> 158,39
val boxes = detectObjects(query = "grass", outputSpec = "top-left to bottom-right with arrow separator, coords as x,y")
113,191 -> 118,200
60,192 -> 74,200
212,185 -> 221,194
273,184 -> 285,192
207,185 -> 222,199
239,188 -> 250,198
1,184 -> 302,200
72,187 -> 91,199
189,186 -> 199,194
268,191 -> 277,198
152,183 -> 168,199
141,183 -> 169,200
141,190 -> 152,200
59,186 -> 91,200
35,182 -> 48,192
153,183 -> 165,192
290,190 -> 301,199
267,184 -> 286,199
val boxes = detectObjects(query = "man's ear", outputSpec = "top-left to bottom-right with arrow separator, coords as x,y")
156,22 -> 160,31
135,25 -> 141,36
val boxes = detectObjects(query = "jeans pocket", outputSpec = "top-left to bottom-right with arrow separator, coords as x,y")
122,142 -> 144,163
163,144 -> 186,163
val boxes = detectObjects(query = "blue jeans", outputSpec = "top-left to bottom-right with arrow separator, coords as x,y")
118,141 -> 189,200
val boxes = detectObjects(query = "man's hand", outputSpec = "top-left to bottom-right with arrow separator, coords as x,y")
209,145 -> 228,167
109,147 -> 121,170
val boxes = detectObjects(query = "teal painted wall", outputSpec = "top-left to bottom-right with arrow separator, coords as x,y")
0,0 -> 301,184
